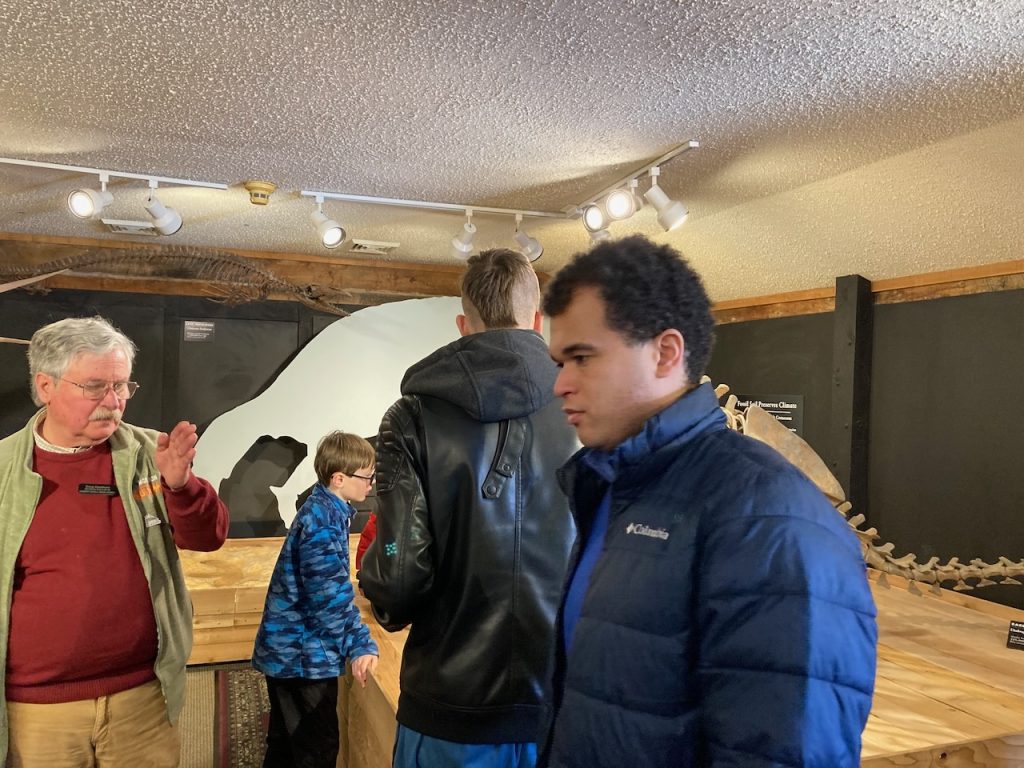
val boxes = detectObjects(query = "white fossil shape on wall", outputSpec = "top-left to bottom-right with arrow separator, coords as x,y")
194,296 -> 461,527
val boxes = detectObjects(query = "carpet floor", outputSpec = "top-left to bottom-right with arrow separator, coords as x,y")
182,663 -> 270,768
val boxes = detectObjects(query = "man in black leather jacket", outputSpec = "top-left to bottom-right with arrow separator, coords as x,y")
359,248 -> 578,768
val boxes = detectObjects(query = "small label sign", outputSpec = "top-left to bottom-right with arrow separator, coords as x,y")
183,320 -> 216,342
1008,620 -> 1024,652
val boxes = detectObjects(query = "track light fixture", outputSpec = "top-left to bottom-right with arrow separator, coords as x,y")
311,196 -> 345,249
513,214 -> 543,263
451,209 -> 477,260
575,140 -> 697,239
643,166 -> 688,232
67,173 -> 112,219
588,228 -> 611,243
0,157 -> 228,237
144,181 -> 183,236
604,187 -> 637,221
582,203 -> 608,233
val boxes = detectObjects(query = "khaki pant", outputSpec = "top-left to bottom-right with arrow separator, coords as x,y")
7,679 -> 179,768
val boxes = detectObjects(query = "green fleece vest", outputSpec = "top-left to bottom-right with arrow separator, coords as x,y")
0,411 -> 194,761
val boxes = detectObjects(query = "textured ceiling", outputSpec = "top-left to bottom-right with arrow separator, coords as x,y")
0,0 -> 1022,301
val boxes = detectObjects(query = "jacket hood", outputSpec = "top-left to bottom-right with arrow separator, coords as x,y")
401,329 -> 558,422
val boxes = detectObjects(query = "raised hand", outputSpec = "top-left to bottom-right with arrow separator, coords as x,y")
156,421 -> 198,491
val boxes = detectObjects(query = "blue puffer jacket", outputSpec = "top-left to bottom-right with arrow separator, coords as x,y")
253,484 -> 377,679
538,383 -> 877,768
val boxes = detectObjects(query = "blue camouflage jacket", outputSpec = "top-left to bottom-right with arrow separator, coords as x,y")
253,484 -> 377,679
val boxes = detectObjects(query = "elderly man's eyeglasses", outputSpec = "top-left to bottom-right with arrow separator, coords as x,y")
60,378 -> 140,400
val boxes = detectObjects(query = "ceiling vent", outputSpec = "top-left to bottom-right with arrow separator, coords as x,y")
101,218 -> 159,236
349,239 -> 400,256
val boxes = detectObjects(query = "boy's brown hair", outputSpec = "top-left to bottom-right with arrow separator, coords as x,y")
314,431 -> 375,485
461,248 -> 540,330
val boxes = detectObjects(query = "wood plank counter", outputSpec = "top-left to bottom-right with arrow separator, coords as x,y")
179,537 -> 282,664
182,537 -> 1024,767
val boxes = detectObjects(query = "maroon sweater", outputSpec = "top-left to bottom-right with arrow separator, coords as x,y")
6,442 -> 228,703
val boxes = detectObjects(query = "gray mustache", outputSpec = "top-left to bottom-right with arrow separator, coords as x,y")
89,407 -> 122,422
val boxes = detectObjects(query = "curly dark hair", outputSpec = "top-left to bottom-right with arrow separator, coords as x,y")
542,235 -> 714,384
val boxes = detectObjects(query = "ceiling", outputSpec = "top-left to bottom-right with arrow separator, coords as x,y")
1,0 -> 1022,302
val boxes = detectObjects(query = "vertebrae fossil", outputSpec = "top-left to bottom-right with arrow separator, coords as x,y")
0,245 -> 352,316
712,380 -> 1024,595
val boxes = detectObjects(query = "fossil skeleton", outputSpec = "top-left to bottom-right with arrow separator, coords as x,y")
712,380 -> 1024,595
0,246 -> 353,316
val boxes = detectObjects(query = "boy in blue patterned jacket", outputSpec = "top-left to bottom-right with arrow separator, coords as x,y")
253,431 -> 379,768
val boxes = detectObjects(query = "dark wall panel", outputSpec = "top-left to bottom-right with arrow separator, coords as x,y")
869,289 -> 1024,609
173,317 -> 298,430
0,291 -> 163,434
707,313 -> 834,463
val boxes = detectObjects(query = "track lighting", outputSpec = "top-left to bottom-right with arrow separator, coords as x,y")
144,182 -> 183,236
604,187 -> 637,221
643,166 -> 688,232
513,214 -> 543,262
451,210 -> 476,260
582,204 -> 608,233
311,196 -> 345,248
589,228 -> 611,243
67,173 -> 112,219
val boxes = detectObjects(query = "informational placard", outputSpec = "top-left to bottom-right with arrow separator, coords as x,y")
183,320 -> 216,342
735,394 -> 804,436
1009,620 -> 1024,651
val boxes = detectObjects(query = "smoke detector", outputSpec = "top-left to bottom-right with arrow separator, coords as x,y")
243,180 -> 276,205
349,239 -> 400,256
101,218 -> 159,236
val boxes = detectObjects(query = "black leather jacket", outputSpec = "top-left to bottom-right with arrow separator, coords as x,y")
359,329 -> 578,744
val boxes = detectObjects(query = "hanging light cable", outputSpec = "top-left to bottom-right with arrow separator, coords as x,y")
513,214 -> 543,263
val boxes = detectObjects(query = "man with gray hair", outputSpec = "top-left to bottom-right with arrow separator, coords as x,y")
360,249 -> 578,768
0,315 -> 229,766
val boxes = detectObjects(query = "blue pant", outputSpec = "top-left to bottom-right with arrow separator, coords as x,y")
393,724 -> 538,768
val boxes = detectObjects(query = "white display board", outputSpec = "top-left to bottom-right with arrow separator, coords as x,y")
193,296 -> 462,527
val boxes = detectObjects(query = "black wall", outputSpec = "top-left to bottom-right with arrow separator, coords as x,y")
868,289 -> 1024,609
707,313 -> 834,465
709,289 -> 1024,610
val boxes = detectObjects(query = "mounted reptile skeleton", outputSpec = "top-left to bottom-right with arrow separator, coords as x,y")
712,380 -> 1024,595
0,245 -> 353,317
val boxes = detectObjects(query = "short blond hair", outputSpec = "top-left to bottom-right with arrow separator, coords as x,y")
461,248 -> 540,330
313,431 -> 375,485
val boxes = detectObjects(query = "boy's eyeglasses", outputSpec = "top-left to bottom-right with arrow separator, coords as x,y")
350,472 -> 376,484
61,378 -> 140,400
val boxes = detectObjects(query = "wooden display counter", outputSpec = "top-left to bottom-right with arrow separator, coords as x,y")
182,536 -> 1024,766
179,537 -> 282,664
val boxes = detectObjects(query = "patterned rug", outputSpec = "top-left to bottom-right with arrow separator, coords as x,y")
183,663 -> 269,768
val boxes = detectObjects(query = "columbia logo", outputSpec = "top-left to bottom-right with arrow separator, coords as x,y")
625,522 -> 670,540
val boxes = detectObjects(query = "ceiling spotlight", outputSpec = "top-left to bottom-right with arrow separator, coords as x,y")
643,166 -> 688,231
451,209 -> 476,260
144,182 -> 183,236
311,196 -> 345,248
582,203 -> 607,233
67,173 -> 112,219
604,187 -> 637,221
513,214 -> 543,263
588,228 -> 611,243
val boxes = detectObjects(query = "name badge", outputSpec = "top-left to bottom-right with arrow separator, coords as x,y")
79,483 -> 118,496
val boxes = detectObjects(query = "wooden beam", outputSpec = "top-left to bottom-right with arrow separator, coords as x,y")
0,232 -> 465,304
829,274 -> 873,518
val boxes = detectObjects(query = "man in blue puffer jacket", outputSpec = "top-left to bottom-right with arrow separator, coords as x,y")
538,236 -> 877,768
